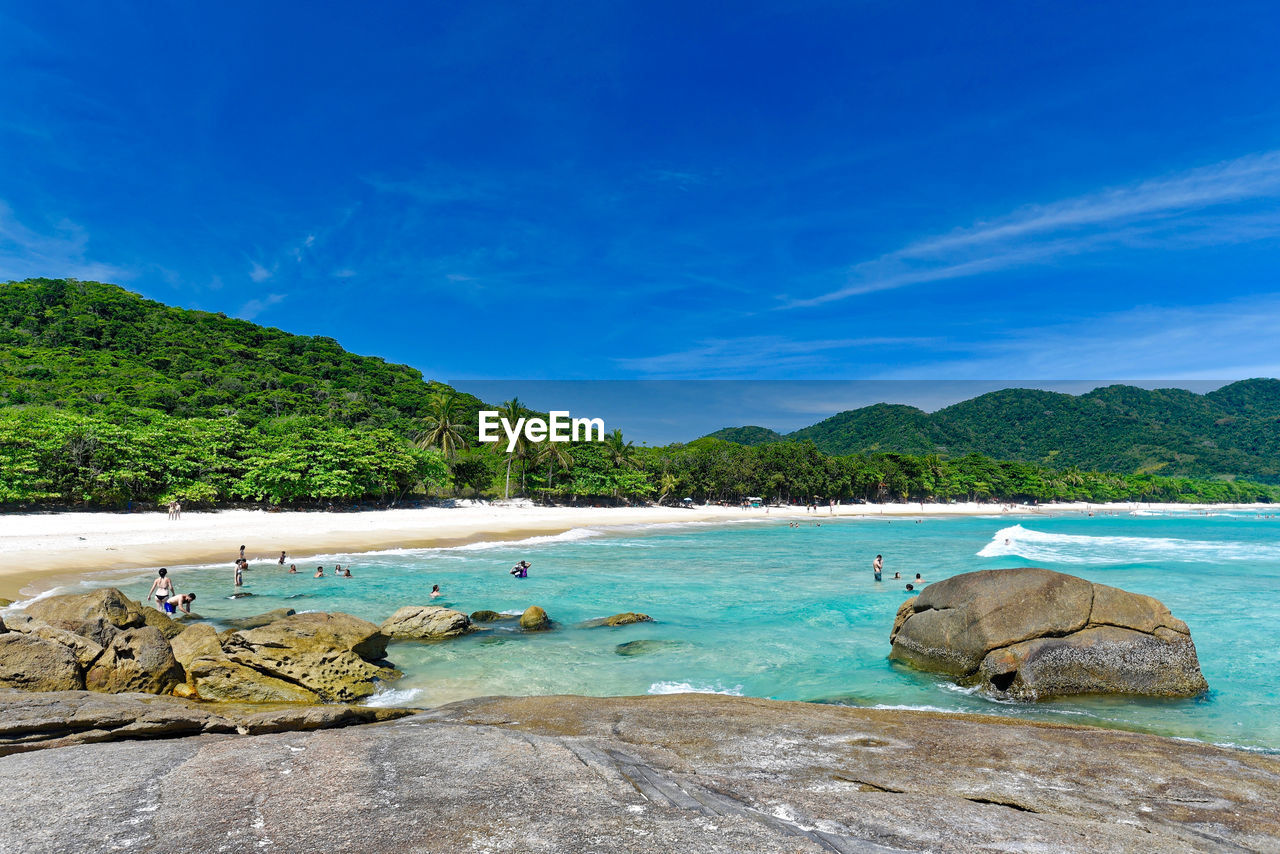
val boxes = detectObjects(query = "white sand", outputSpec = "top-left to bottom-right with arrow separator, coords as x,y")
0,499 -> 1264,599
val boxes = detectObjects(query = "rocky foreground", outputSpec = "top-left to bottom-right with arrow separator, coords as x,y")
2,692 -> 1277,854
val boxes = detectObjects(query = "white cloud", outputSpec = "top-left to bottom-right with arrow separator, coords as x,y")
331,268 -> 357,278
248,261 -> 273,282
789,149 -> 1280,307
0,200 -> 130,282
237,293 -> 287,321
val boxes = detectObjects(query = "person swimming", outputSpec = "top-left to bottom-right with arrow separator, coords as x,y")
905,583 -> 915,592
510,560 -> 530,578
288,564 -> 298,574
314,566 -> 325,578
430,584 -> 441,598
342,567 -> 352,577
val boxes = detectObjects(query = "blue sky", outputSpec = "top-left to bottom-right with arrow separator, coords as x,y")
3,1 -> 1280,398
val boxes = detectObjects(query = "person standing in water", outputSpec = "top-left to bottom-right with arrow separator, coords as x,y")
278,551 -> 287,565
873,555 -> 883,582
233,560 -> 244,587
146,568 -> 174,609
166,592 -> 196,615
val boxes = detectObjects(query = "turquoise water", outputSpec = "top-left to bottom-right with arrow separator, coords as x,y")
93,510 -> 1280,752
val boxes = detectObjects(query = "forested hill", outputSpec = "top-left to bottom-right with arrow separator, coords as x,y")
702,381 -> 1280,482
703,425 -> 784,445
0,277 -> 484,430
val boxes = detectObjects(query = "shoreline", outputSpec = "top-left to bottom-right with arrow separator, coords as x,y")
0,499 -> 1267,600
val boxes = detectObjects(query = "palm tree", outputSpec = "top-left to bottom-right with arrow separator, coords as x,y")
536,440 -> 574,501
604,428 -> 635,469
415,392 -> 468,459
657,471 -> 678,505
493,397 -> 528,500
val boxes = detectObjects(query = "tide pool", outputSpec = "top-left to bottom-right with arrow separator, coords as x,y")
93,510 -> 1280,752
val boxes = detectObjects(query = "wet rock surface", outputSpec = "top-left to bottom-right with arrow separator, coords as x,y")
2,693 -> 1276,853
890,568 -> 1208,699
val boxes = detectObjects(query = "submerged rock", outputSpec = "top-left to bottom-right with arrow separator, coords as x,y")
518,606 -> 551,631
889,568 -> 1208,700
583,612 -> 653,628
381,606 -> 472,639
614,639 -> 687,657
469,610 -> 513,623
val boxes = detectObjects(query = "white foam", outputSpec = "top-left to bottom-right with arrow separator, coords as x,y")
445,527 -> 604,551
977,523 -> 1280,564
361,687 -> 425,708
647,681 -> 744,696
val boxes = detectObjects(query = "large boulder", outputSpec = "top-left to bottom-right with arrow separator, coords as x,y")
381,606 -> 472,640
26,588 -> 145,646
27,625 -> 104,669
221,612 -> 396,702
0,634 -> 84,691
85,627 -> 185,695
185,657 -> 320,704
519,606 -> 552,631
889,568 -> 1208,700
170,624 -> 223,669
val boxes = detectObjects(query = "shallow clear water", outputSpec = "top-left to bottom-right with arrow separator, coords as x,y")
83,510 -> 1280,752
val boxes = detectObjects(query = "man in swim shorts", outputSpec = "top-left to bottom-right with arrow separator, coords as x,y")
873,555 -> 883,582
166,593 -> 196,615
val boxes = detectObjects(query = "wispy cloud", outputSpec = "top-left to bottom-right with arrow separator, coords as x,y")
883,294 -> 1280,380
0,200 -> 130,282
237,293 -> 287,321
617,335 -> 933,377
248,260 -> 273,282
789,150 -> 1280,307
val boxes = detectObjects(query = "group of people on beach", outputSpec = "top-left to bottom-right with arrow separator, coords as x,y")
165,501 -> 182,520
144,568 -> 196,614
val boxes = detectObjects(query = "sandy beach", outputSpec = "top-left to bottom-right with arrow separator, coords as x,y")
0,499 -> 1263,600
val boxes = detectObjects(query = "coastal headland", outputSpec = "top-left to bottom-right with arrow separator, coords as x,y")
0,500 -> 1253,600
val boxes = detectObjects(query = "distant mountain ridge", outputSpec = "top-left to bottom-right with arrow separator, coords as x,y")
702,380 -> 1280,482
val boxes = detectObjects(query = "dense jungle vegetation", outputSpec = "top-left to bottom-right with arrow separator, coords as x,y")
2,278 -> 1276,507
